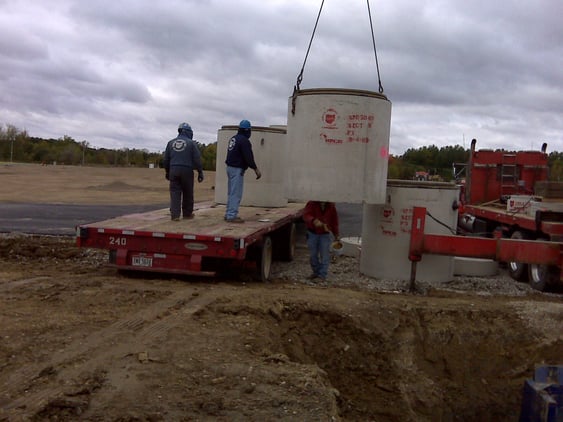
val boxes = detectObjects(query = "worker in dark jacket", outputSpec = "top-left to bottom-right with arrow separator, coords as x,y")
303,201 -> 340,281
224,119 -> 261,223
163,122 -> 204,221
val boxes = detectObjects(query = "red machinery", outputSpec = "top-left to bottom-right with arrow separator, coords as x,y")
409,206 -> 562,291
450,139 -> 563,291
76,202 -> 304,282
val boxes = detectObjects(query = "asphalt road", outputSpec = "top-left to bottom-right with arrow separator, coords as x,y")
0,203 -> 168,236
0,203 -> 363,237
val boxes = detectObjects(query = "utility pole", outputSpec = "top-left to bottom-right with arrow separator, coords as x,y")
10,138 -> 13,162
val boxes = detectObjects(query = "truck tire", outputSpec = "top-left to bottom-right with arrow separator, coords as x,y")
508,230 -> 528,282
273,222 -> 296,261
528,264 -> 558,292
257,236 -> 273,283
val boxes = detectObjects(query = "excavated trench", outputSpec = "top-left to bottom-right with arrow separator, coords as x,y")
1,235 -> 561,421
212,297 -> 562,421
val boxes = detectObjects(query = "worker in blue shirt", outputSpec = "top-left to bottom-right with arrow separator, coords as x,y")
224,119 -> 261,223
163,122 -> 204,221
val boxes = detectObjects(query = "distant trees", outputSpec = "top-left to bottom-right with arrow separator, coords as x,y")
199,142 -> 217,172
1,123 -> 560,180
0,124 -> 216,170
548,152 -> 563,181
0,124 -> 28,163
396,145 -> 469,181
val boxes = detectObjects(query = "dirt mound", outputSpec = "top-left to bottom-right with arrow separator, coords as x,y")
1,235 -> 562,421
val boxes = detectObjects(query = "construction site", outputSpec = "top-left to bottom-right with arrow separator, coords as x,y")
0,163 -> 562,421
1,2 -> 562,420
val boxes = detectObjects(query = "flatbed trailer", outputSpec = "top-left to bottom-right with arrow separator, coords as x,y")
456,139 -> 563,291
463,201 -> 563,238
76,202 -> 305,281
409,206 -> 563,292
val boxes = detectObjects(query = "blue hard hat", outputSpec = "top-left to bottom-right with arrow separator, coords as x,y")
238,119 -> 251,129
178,122 -> 192,132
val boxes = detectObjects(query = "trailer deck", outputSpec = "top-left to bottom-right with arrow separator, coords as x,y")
76,202 -> 305,280
464,202 -> 563,237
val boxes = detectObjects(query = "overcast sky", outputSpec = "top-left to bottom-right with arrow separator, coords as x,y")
1,0 -> 562,155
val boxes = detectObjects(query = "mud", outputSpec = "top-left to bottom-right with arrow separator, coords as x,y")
0,235 -> 561,421
0,164 -> 561,421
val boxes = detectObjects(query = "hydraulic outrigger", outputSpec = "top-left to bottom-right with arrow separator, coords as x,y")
408,206 -> 563,292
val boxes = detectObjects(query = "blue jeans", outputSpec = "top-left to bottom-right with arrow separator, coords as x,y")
307,231 -> 332,279
225,166 -> 245,219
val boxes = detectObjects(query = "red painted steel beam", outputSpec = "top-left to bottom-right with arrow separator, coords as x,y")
421,234 -> 561,265
409,206 -> 562,266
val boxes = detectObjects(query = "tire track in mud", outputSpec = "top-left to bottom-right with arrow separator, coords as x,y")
0,276 -> 53,292
0,285 -> 223,419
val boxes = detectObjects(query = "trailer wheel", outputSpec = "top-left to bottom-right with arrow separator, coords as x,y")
273,222 -> 296,261
528,264 -> 557,292
257,236 -> 273,282
508,231 -> 528,282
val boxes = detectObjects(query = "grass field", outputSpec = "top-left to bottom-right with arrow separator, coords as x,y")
0,162 -> 216,205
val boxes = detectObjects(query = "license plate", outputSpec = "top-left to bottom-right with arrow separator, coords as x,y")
132,256 -> 153,267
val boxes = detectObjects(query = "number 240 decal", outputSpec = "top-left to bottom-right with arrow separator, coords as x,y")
109,237 -> 127,246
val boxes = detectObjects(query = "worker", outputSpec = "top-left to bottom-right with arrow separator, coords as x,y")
224,119 -> 261,223
303,201 -> 340,282
163,122 -> 204,221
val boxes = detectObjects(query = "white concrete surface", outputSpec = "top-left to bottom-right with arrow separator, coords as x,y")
454,257 -> 499,277
214,125 -> 288,207
285,88 -> 392,204
360,180 -> 460,283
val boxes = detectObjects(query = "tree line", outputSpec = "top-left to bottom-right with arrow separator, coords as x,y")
392,144 -> 563,182
1,123 -> 561,181
0,124 -> 217,170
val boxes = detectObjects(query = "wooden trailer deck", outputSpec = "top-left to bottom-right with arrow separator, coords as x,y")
79,201 -> 305,239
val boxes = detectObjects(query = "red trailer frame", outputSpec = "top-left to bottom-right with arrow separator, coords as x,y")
456,139 -> 563,290
76,202 -> 305,281
409,206 -> 563,291
463,203 -> 563,238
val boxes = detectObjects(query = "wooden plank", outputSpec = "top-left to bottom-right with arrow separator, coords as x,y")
82,202 -> 305,239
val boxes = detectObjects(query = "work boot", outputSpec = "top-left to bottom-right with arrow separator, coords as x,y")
183,214 -> 194,220
171,217 -> 181,221
226,217 -> 244,223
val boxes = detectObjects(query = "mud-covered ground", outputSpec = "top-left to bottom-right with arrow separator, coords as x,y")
0,164 -> 562,421
1,233 -> 562,422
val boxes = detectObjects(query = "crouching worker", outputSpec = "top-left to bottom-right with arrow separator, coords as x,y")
303,201 -> 340,282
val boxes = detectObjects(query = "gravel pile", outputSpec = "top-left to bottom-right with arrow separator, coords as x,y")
1,233 -> 555,297
273,244 -> 544,297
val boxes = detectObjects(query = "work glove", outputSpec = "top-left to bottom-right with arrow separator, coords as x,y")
165,172 -> 169,181
254,168 -> 262,180
197,172 -> 204,183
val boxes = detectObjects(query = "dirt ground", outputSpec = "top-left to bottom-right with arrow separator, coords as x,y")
0,163 -> 562,422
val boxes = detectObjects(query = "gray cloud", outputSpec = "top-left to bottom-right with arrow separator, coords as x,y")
0,0 -> 561,156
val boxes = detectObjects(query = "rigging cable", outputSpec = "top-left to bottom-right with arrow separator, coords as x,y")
292,0 -> 385,114
366,0 -> 384,94
292,0 -> 325,114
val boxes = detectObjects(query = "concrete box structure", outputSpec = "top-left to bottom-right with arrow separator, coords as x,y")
360,180 -> 460,283
214,125 -> 288,207
285,88 -> 392,204
506,195 -> 534,213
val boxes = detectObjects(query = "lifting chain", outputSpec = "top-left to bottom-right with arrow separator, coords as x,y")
291,0 -> 385,115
